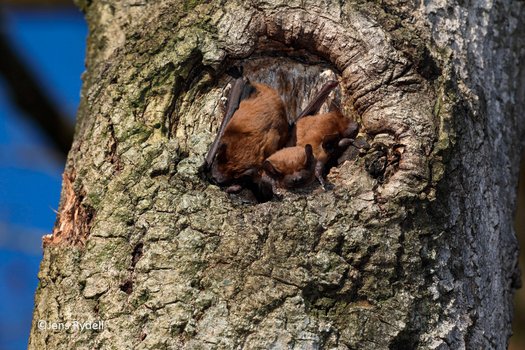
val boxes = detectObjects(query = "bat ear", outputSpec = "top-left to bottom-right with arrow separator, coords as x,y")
322,133 -> 340,154
257,177 -> 274,202
240,167 -> 258,178
263,160 -> 283,179
304,144 -> 315,169
240,80 -> 256,101
217,143 -> 228,163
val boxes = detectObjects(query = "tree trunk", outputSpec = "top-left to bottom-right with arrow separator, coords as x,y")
29,0 -> 525,349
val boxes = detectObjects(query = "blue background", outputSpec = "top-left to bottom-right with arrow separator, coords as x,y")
0,7 -> 86,349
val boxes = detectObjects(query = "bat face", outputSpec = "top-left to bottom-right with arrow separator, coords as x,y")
262,145 -> 316,189
210,143 -> 260,186
210,143 -> 234,186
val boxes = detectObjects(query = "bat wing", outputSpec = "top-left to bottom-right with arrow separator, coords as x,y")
205,77 -> 249,168
295,80 -> 338,120
287,80 -> 339,147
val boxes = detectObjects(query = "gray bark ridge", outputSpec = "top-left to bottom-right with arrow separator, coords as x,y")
30,0 -> 524,349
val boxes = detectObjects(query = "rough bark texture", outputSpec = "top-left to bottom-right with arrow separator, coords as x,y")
29,0 -> 524,349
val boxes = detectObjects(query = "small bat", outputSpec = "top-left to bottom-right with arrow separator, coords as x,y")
206,77 -> 289,201
295,109 -> 359,188
263,82 -> 359,190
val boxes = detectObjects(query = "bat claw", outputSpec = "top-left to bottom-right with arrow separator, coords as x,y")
317,176 -> 327,191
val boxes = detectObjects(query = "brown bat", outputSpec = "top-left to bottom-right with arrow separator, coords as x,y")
263,82 -> 359,190
205,77 -> 289,200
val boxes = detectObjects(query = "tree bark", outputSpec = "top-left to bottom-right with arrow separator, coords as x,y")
29,0 -> 525,349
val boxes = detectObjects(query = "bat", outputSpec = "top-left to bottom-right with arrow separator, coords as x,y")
263,81 -> 359,190
206,77 -> 289,201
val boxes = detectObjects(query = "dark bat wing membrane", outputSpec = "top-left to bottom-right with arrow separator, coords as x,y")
288,80 -> 339,147
205,77 -> 251,169
295,80 -> 339,120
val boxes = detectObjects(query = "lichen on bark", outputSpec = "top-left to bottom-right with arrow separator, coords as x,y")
30,0 -> 524,349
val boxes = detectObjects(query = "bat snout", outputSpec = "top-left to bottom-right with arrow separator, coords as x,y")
210,163 -> 231,186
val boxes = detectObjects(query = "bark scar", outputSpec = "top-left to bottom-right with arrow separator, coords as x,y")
43,171 -> 95,247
